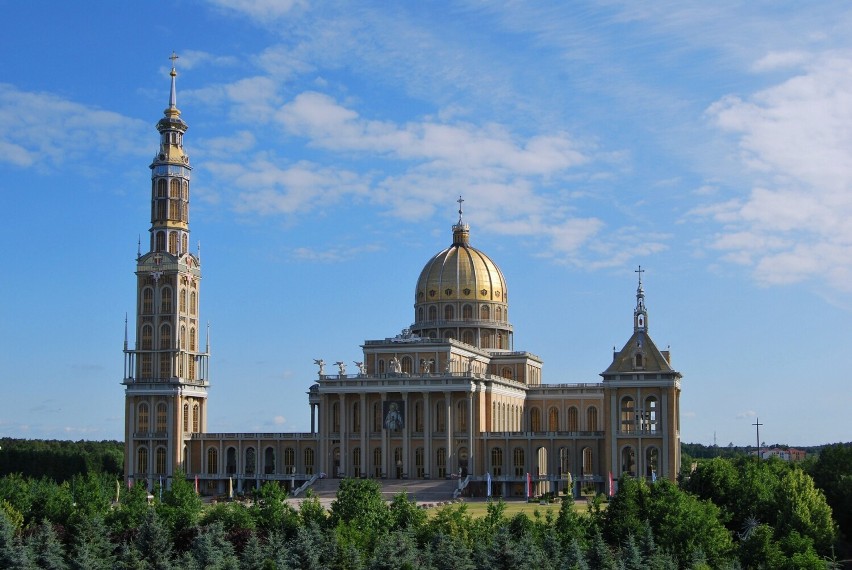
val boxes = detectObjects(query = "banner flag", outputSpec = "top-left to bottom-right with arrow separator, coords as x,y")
486,471 -> 492,498
195,474 -> 199,494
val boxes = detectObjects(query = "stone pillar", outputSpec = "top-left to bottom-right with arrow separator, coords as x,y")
468,390 -> 476,476
339,393 -> 347,477
445,390 -> 453,475
381,392 -> 388,477
360,393 -> 367,477
402,392 -> 409,478
423,391 -> 431,478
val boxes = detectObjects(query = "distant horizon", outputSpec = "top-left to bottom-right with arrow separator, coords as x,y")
3,2 -> 851,447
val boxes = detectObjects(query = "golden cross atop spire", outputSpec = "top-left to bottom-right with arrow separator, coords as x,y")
457,195 -> 464,224
170,51 -> 179,67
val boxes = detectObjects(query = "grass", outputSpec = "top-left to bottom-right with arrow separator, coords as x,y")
427,497 -> 598,519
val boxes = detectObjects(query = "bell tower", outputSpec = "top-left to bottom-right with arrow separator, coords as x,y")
123,54 -> 210,487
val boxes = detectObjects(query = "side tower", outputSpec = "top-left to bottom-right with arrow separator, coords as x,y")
601,268 -> 681,482
123,56 -> 210,487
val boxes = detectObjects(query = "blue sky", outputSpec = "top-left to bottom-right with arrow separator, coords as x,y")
2,1 -> 851,447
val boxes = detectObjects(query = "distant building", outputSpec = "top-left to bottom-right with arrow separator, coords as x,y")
753,447 -> 806,461
123,62 -> 683,498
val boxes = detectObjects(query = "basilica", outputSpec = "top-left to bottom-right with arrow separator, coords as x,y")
123,63 -> 682,499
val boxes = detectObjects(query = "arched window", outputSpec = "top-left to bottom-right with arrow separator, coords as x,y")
155,447 -> 167,474
161,287 -> 172,313
353,447 -> 361,474
462,330 -> 474,345
491,447 -> 503,476
245,447 -> 256,476
496,306 -> 503,321
414,401 -> 423,432
401,356 -> 413,373
497,332 -> 504,349
189,328 -> 196,352
415,447 -> 425,478
548,407 -> 559,431
332,402 -> 340,432
181,233 -> 188,253
170,178 -> 180,198
179,288 -> 186,313
373,402 -> 381,432
192,404 -> 199,432
646,447 -> 660,479
428,305 -> 437,321
284,448 -> 295,472
567,407 -> 579,432
582,447 -> 593,476
160,323 -> 171,350
634,353 -> 644,368
462,304 -> 473,319
620,397 -> 635,434
207,447 -> 218,475
501,366 -> 513,380
264,447 -> 275,475
352,402 -> 360,432
140,354 -> 152,378
182,403 -> 189,432
137,403 -> 149,432
142,288 -> 153,314
443,330 -> 454,340
456,400 -> 467,431
444,305 -> 454,320
481,305 -> 490,320
190,289 -> 197,315
168,232 -> 177,254
373,447 -> 382,478
378,359 -> 385,373
417,307 -> 424,322
644,396 -> 658,433
513,447 -> 525,477
136,446 -> 148,473
559,447 -> 570,476
226,447 -> 237,475
621,446 -> 635,476
435,401 -> 446,432
436,448 -> 447,478
141,325 -> 153,350
481,332 -> 492,349
586,406 -> 598,431
530,407 -> 542,432
157,179 -> 167,197
155,231 -> 166,252
156,402 -> 167,432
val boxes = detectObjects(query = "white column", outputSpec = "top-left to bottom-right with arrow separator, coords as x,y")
424,392 -> 431,478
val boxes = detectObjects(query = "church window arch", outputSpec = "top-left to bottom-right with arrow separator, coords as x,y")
586,406 -> 598,431
161,287 -> 173,313
444,305 -> 454,320
481,331 -> 492,349
428,305 -> 437,321
414,401 -> 423,432
497,332 -> 504,349
620,396 -> 635,434
156,199 -> 167,221
436,447 -> 447,478
491,447 -> 503,476
352,402 -> 360,432
283,448 -> 295,472
496,306 -> 503,321
501,366 -> 513,380
264,447 -> 275,474
137,403 -> 149,432
462,304 -> 473,319
245,447 -> 256,476
634,353 -> 644,368
155,447 -> 167,474
182,180 -> 188,200
168,232 -> 177,254
417,307 -> 424,322
443,330 -> 454,340
372,447 -> 382,478
548,407 -> 559,431
481,305 -> 490,320
157,179 -> 167,198
189,328 -> 196,351
141,325 -> 153,350
559,447 -> 570,476
401,356 -> 413,374
190,290 -> 197,315
140,354 -> 152,378
182,403 -> 189,432
192,403 -> 199,432
644,396 -> 658,433
462,330 -> 474,345
170,178 -> 180,198
206,447 -> 218,475
155,231 -> 166,252
582,447 -> 593,476
620,445 -> 636,476
142,288 -> 154,314
567,406 -> 579,432
159,323 -> 171,350
378,359 -> 385,373
331,402 -> 340,432
372,402 -> 381,432
530,407 -> 542,432
457,400 -> 467,431
226,447 -> 237,475
156,402 -> 167,432
645,446 -> 660,479
415,447 -> 425,478
435,401 -> 446,432
136,446 -> 148,474
513,447 -> 525,476
181,233 -> 188,253
304,448 -> 315,475
179,288 -> 186,312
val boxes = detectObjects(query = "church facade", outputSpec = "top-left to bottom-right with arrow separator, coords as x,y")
123,64 -> 682,498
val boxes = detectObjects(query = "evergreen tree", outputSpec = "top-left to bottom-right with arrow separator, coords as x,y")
68,515 -> 115,570
424,532 -> 474,570
25,520 -> 68,570
238,533 -> 268,570
367,529 -> 420,570
0,509 -> 35,570
186,522 -> 239,570
114,542 -> 147,570
620,535 -> 643,570
585,531 -> 617,570
135,509 -> 174,570
555,493 -> 584,546
561,538 -> 588,570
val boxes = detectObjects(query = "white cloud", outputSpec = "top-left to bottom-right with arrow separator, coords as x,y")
701,53 -> 852,291
0,84 -> 148,171
205,0 -> 305,23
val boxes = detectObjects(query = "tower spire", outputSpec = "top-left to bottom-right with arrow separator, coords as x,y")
168,51 -> 179,113
452,195 -> 470,246
634,265 -> 648,332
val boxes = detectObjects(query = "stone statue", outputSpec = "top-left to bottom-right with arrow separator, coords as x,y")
334,361 -> 346,375
354,361 -> 366,375
467,356 -> 475,374
421,358 -> 433,374
445,357 -> 454,373
389,357 -> 402,373
313,359 -> 325,375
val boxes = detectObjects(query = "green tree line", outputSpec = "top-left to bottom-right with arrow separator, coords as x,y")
0,439 -> 123,482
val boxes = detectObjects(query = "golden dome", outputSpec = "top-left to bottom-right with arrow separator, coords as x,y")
414,223 -> 508,305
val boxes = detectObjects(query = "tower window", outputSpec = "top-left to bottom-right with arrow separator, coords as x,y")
462,304 -> 472,319
620,397 -> 635,434
136,446 -> 148,474
635,353 -> 643,368
160,323 -> 171,350
192,403 -> 199,432
141,325 -> 153,350
156,402 -> 167,432
155,447 -> 167,475
137,403 -> 149,433
142,288 -> 153,314
444,305 -> 454,320
207,447 -> 218,475
161,287 -> 173,313
157,179 -> 167,198
168,232 -> 177,254
182,403 -> 189,432
155,231 -> 166,252
304,448 -> 315,475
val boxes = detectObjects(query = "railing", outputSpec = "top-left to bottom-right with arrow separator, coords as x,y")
191,432 -> 317,440
453,474 -> 471,498
483,430 -> 605,437
291,473 -> 319,497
